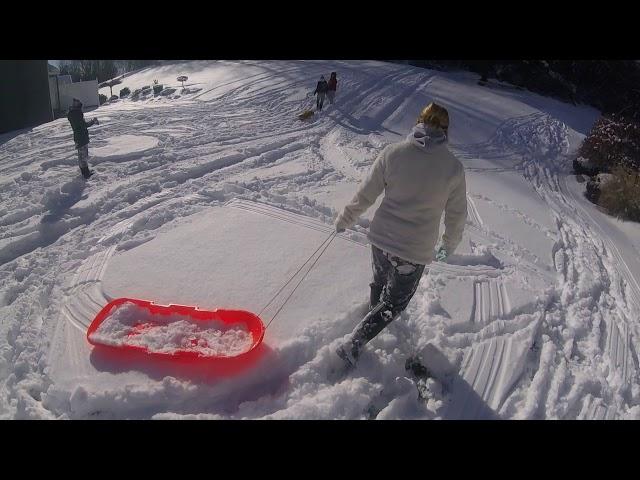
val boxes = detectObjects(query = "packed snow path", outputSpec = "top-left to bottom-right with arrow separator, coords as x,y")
2,60 -> 640,419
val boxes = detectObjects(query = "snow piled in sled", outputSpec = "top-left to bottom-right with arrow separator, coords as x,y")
89,302 -> 253,357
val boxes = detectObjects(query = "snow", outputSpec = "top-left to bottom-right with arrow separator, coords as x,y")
90,135 -> 159,160
100,201 -> 371,344
89,301 -> 254,357
2,59 -> 640,420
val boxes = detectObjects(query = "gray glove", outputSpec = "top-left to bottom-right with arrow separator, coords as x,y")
435,246 -> 448,262
335,214 -> 348,234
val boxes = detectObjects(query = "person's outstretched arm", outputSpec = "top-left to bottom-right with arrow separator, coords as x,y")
442,168 -> 467,254
335,148 -> 387,231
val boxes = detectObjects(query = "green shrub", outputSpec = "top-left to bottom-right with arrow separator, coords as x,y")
599,166 -> 640,221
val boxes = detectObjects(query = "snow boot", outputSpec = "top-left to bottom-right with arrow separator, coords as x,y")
336,342 -> 359,368
405,356 -> 434,401
80,165 -> 94,179
405,356 -> 430,379
326,342 -> 357,381
335,301 -> 397,369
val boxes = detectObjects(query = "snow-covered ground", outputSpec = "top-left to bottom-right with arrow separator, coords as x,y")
2,60 -> 639,419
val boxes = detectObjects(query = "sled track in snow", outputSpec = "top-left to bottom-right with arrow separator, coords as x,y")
471,279 -> 511,325
225,199 -> 368,247
445,318 -> 539,419
510,112 -> 640,418
604,316 -> 635,385
61,199 -> 369,334
60,217 -> 136,332
432,111 -> 640,419
581,395 -> 618,420
466,195 -> 484,228
430,262 -> 506,279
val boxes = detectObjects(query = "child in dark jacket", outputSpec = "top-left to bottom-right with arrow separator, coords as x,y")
313,76 -> 329,111
67,98 -> 99,179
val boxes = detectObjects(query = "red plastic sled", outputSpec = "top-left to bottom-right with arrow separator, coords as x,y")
87,297 -> 265,361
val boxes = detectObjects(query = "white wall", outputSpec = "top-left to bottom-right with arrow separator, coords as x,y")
49,76 -> 59,110
58,79 -> 99,111
49,75 -> 77,112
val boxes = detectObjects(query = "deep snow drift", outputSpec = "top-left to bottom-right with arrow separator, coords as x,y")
2,60 -> 640,419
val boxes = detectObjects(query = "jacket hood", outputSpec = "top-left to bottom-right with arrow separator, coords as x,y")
407,123 -> 447,152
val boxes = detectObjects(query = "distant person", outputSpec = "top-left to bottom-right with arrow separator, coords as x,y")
333,102 -> 467,368
327,72 -> 338,104
67,98 -> 99,179
313,75 -> 329,111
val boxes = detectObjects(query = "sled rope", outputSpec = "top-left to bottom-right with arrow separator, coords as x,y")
262,230 -> 337,329
258,230 -> 335,318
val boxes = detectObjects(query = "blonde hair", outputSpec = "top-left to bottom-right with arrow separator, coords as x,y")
417,102 -> 449,134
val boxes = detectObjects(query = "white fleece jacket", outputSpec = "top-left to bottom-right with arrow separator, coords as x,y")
335,123 -> 467,264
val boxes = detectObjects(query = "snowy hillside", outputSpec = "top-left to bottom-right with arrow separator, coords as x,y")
2,60 -> 640,419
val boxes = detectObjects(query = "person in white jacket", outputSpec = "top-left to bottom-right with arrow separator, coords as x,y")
334,102 -> 467,367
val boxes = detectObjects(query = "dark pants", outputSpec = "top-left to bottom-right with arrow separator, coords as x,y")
77,144 -> 92,178
316,92 -> 326,111
347,245 -> 426,357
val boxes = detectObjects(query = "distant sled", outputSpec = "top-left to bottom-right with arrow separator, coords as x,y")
298,109 -> 314,120
87,298 -> 265,361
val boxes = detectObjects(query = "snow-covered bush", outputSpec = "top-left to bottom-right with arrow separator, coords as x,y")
120,87 -> 130,98
577,115 -> 640,173
153,84 -> 164,95
578,115 -> 640,221
99,93 -> 107,105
